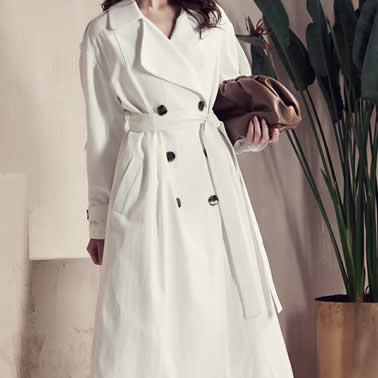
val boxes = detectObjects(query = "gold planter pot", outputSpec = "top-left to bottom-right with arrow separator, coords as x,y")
315,294 -> 378,378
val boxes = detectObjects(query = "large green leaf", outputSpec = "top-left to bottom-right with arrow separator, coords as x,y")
270,27 -> 315,91
236,34 -> 266,49
253,0 -> 290,47
306,0 -> 343,121
306,0 -> 331,77
353,0 -> 378,71
333,23 -> 362,99
361,12 -> 378,103
327,30 -> 344,120
253,0 -> 313,88
307,0 -> 324,22
306,23 -> 328,76
317,75 -> 344,122
250,44 -> 277,77
334,0 -> 359,82
236,34 -> 277,77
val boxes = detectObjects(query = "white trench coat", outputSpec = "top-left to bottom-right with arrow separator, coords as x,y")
79,1 -> 294,377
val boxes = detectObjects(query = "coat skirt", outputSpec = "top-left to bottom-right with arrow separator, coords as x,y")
79,1 -> 294,377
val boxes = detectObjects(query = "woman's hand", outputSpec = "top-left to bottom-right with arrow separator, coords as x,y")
87,239 -> 105,265
243,115 -> 280,147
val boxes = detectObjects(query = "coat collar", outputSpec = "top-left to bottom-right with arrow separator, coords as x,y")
108,0 -> 142,29
108,0 -> 205,98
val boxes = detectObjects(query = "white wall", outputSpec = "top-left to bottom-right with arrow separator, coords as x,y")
0,0 -> 98,260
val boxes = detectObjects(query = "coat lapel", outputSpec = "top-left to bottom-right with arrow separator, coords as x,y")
108,0 -> 205,97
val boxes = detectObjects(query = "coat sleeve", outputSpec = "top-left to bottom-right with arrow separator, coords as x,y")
79,25 -> 125,239
217,5 -> 268,154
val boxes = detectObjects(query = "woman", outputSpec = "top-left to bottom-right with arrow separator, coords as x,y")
79,0 -> 294,377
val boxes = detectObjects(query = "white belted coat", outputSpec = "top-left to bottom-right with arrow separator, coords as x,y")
79,1 -> 293,377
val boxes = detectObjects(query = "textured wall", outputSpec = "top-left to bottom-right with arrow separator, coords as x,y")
0,0 -> 348,377
0,175 -> 30,377
0,0 -> 93,260
25,260 -> 99,378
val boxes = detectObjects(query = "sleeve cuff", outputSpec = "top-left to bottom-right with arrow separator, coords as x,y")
233,137 -> 269,155
89,220 -> 107,239
86,204 -> 108,239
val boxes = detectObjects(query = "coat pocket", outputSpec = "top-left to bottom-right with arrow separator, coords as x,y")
111,154 -> 143,215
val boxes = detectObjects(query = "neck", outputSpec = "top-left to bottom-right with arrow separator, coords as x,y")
137,0 -> 170,10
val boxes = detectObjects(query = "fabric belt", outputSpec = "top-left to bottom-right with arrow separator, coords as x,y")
126,109 -> 274,320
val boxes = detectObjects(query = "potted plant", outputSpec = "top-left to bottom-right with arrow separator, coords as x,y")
236,0 -> 378,377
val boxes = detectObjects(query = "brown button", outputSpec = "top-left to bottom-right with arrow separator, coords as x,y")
203,148 -> 207,157
198,100 -> 205,111
176,197 -> 182,208
166,151 -> 176,162
208,194 -> 218,206
86,209 -> 89,220
116,95 -> 122,104
157,104 -> 168,115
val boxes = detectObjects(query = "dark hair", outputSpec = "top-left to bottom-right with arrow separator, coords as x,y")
101,0 -> 222,36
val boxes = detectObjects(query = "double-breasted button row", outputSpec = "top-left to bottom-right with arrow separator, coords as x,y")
167,152 -> 181,208
199,99 -> 215,207
165,146 -> 180,207
157,101 -> 205,115
175,196 -> 218,208
199,101 -> 207,157
158,101 -> 213,209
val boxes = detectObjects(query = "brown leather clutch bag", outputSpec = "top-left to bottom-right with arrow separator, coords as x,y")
213,75 -> 302,145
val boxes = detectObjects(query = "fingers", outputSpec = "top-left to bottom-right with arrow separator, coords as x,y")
89,243 -> 100,265
96,240 -> 105,265
270,127 -> 280,143
260,118 -> 269,144
245,117 -> 256,144
245,116 -> 280,145
87,239 -> 104,265
252,115 -> 262,144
